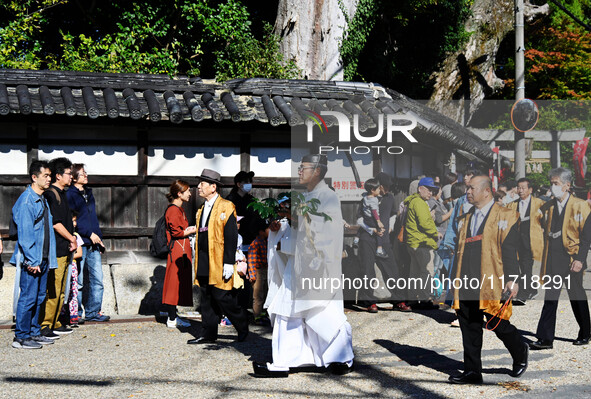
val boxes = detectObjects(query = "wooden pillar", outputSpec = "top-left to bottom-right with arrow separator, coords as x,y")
372,149 -> 381,176
240,133 -> 250,172
137,125 -> 149,228
26,122 -> 39,167
550,130 -> 560,168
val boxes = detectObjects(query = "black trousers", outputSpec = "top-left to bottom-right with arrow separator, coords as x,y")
517,242 -> 535,298
358,236 -> 398,304
535,263 -> 590,342
457,300 -> 525,373
197,276 -> 249,340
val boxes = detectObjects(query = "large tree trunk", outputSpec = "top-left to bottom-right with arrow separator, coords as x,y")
429,0 -> 549,125
274,0 -> 357,80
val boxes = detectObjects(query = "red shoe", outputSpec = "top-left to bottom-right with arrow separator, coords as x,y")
394,302 -> 412,312
367,304 -> 378,313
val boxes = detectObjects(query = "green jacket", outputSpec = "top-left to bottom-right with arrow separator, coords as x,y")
403,193 -> 438,249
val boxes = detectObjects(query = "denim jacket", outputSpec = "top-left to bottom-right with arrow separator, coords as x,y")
10,186 -> 58,270
440,194 -> 469,252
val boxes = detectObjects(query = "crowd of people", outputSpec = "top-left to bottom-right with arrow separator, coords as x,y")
5,158 -> 109,349
2,156 -> 591,385
356,167 -> 591,384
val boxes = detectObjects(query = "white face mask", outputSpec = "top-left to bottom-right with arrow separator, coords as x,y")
242,183 -> 252,193
551,184 -> 564,199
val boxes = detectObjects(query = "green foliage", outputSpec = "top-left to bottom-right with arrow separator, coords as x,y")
496,0 -> 591,100
488,1 -> 591,183
0,0 -> 62,69
524,162 -> 552,191
338,0 -> 378,82
215,24 -> 300,81
0,0 -> 299,79
338,0 -> 472,97
247,191 -> 332,223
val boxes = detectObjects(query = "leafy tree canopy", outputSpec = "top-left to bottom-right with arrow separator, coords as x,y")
0,0 -> 299,80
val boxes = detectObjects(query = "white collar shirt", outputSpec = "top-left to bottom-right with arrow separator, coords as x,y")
519,195 -> 531,219
557,193 -> 570,215
471,198 -> 495,236
201,193 -> 219,228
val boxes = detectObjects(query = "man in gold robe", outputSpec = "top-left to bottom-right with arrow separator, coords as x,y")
449,175 -> 528,385
188,169 -> 249,344
506,177 -> 546,304
530,167 -> 591,350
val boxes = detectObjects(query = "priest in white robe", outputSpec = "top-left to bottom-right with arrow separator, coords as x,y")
253,154 -> 354,377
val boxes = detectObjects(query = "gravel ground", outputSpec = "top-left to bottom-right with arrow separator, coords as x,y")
1,282 -> 591,399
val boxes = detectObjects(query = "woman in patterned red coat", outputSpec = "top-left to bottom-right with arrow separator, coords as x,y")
162,180 -> 196,328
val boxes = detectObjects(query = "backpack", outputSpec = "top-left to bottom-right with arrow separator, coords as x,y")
149,205 -> 175,259
394,202 -> 409,243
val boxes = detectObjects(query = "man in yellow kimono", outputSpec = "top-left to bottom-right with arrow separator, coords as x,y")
449,175 -> 528,385
506,177 -> 546,304
530,167 -> 591,350
187,169 -> 248,344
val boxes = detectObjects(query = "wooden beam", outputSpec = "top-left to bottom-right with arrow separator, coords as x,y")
470,128 -> 586,142
0,175 -> 294,187
499,150 -> 551,159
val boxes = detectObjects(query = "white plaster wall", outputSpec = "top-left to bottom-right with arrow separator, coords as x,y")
148,147 -> 240,176
249,147 -> 291,177
0,145 -> 28,174
39,145 -> 138,175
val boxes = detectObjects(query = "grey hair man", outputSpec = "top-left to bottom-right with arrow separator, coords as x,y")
530,167 -> 591,350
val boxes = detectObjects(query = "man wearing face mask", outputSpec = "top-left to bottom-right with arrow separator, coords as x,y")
226,171 -> 261,249
530,167 -> 591,350
500,180 -> 519,206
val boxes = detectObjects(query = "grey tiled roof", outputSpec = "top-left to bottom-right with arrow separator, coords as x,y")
0,69 -> 493,161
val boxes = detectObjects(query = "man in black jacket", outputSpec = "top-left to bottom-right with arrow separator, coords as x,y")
40,157 -> 77,339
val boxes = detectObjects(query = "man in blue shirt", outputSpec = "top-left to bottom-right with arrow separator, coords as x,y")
10,160 -> 57,349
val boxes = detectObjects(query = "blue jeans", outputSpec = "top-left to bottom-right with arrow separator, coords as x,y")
78,246 -> 104,319
15,260 -> 48,339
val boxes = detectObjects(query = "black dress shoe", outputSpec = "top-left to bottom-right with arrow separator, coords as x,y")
573,337 -> 590,346
236,330 -> 249,342
187,337 -> 216,345
529,340 -> 553,350
328,362 -> 354,375
512,298 -> 526,306
252,362 -> 289,378
510,344 -> 528,378
448,371 -> 483,385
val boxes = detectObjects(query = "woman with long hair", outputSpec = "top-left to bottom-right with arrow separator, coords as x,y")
162,180 -> 196,328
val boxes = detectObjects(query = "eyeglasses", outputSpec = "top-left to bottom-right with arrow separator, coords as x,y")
297,165 -> 316,173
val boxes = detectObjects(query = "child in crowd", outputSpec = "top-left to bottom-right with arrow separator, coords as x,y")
247,219 -> 270,325
355,178 -> 387,258
61,212 -> 84,327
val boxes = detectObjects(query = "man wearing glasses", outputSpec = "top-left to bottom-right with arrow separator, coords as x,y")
40,157 -> 77,340
253,154 -> 354,377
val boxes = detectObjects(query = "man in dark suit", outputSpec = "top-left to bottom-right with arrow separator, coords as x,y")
530,167 -> 591,350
